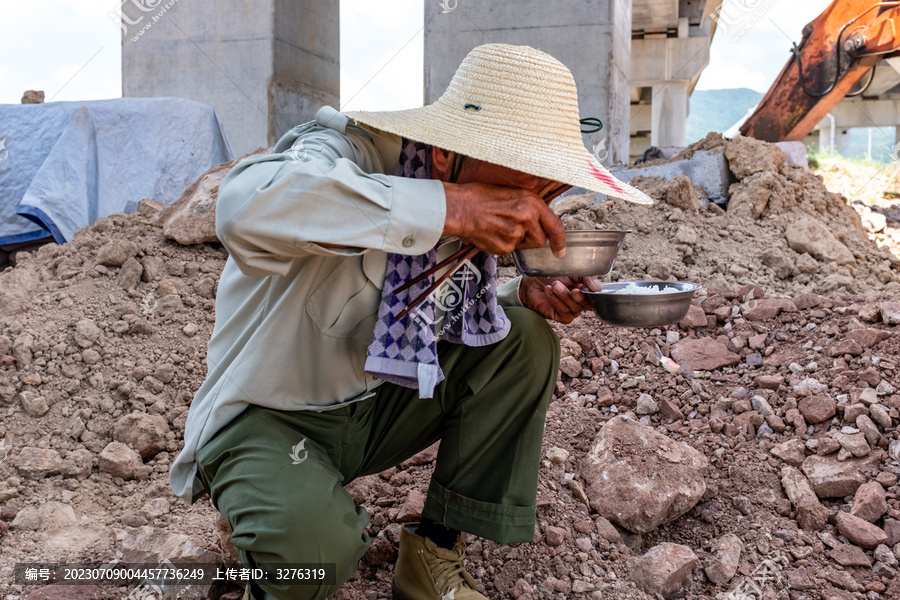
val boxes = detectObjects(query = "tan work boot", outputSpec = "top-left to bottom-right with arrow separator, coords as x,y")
392,525 -> 487,600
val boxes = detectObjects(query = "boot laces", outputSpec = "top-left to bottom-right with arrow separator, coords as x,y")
424,540 -> 476,595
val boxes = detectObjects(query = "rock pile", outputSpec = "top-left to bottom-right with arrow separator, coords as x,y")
0,201 -> 229,598
0,143 -> 899,600
555,134 -> 900,300
536,280 -> 900,599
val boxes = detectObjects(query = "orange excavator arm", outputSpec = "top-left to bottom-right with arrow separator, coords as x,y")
740,0 -> 900,142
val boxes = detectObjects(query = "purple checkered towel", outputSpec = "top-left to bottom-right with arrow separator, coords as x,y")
364,139 -> 511,398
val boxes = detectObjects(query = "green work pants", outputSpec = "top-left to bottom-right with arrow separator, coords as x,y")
195,307 -> 560,600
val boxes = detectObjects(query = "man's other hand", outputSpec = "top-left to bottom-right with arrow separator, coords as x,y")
518,276 -> 602,324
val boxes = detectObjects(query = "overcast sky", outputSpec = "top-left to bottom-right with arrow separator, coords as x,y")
0,0 -> 833,108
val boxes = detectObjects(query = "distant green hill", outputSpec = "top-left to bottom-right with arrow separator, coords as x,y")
686,88 -> 762,144
687,88 -> 896,163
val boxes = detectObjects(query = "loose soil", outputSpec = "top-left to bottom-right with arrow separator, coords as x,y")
0,142 -> 899,600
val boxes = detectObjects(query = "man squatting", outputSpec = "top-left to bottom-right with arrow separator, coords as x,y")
170,43 -> 652,600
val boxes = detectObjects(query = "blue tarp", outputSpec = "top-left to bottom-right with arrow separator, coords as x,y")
0,97 -> 233,245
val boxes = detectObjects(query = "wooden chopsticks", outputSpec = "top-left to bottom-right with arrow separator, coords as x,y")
395,244 -> 480,321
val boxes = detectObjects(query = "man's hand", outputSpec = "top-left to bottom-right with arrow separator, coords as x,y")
442,182 -> 567,257
518,276 -> 602,324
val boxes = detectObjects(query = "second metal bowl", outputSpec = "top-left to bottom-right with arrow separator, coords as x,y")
585,281 -> 701,328
512,230 -> 629,277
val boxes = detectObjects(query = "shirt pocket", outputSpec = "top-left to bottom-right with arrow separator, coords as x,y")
306,257 -> 381,340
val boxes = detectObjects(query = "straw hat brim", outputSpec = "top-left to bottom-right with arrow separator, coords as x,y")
344,105 -> 653,206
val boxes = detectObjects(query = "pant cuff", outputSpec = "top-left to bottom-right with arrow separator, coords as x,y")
422,478 -> 536,544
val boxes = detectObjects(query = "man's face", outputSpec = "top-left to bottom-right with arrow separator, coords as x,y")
431,147 -> 568,203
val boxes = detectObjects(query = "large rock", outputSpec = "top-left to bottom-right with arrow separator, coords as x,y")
14,447 -> 63,479
120,525 -> 221,563
824,569 -> 865,593
98,442 -> 142,480
704,533 -> 742,585
763,248 -> 794,279
880,301 -> 900,325
850,482 -> 887,523
727,171 -> 780,219
770,439 -> 807,467
158,149 -> 267,245
0,481 -> 19,502
671,337 -> 740,371
834,432 -> 870,458
118,526 -> 222,599
96,240 -> 138,267
628,174 -> 702,212
11,506 -> 42,531
742,297 -> 798,322
781,467 -> 828,531
397,490 -> 426,522
627,543 -> 698,599
0,375 -> 15,404
679,304 -> 708,329
829,338 -> 863,357
551,193 -> 594,216
845,328 -> 891,348
725,135 -> 787,179
829,543 -> 872,567
835,511 -> 888,549
785,216 -> 856,265
798,395 -> 836,424
117,257 -> 143,291
884,519 -> 900,546
559,356 -> 581,377
112,412 -> 170,459
19,391 -> 49,417
38,502 -> 78,531
21,90 -> 45,104
73,319 -> 102,349
13,334 -> 34,366
801,454 -> 880,498
59,448 -> 94,479
579,416 -> 707,534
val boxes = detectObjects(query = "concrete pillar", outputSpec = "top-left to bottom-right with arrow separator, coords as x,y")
631,26 -> 711,151
836,130 -> 853,155
120,0 -> 339,156
650,81 -> 689,148
424,0 -> 632,166
818,129 -> 831,153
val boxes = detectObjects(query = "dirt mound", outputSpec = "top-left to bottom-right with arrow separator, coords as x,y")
672,131 -> 729,162
0,202 -> 228,597
558,137 -> 900,300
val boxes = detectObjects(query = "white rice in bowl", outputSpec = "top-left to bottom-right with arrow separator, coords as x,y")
607,283 -> 681,295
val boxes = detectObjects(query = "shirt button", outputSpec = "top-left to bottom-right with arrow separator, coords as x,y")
402,236 -> 415,248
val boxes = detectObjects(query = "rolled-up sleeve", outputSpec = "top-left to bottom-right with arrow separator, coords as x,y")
216,125 -> 446,277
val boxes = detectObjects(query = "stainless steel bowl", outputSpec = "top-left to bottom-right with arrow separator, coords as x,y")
512,230 -> 629,277
585,281 -> 701,328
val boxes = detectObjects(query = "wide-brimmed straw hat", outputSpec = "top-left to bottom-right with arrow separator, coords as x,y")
345,43 -> 652,205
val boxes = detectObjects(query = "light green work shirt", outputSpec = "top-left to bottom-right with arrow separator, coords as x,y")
170,107 -> 523,502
